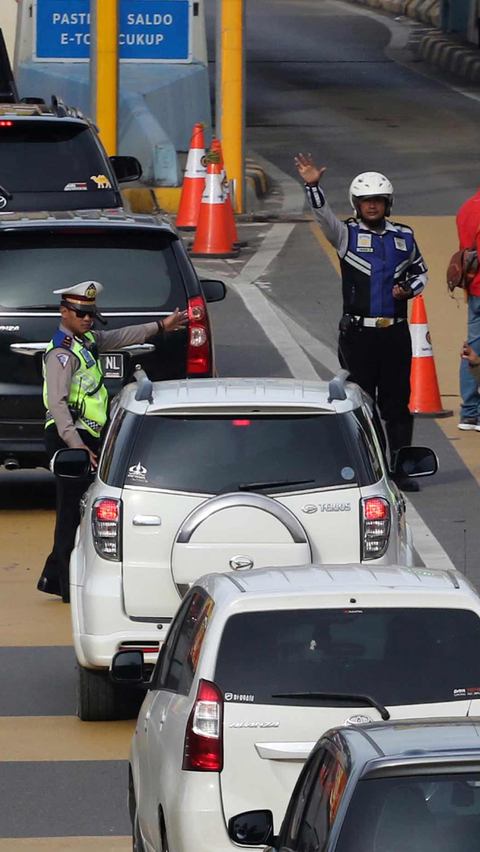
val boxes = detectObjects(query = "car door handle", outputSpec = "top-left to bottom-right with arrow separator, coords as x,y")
159,709 -> 167,732
10,343 -> 48,356
144,709 -> 151,733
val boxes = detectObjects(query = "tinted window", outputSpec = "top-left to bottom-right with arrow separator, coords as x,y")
0,231 -> 185,311
283,751 -> 326,849
214,608 -> 480,706
289,751 -> 346,852
124,411 -> 377,493
0,121 -> 111,192
99,410 -> 141,487
337,774 -> 480,852
159,592 -> 213,696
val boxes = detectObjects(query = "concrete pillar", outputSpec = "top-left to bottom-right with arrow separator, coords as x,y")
441,0 -> 470,32
0,0 -> 18,62
468,0 -> 480,43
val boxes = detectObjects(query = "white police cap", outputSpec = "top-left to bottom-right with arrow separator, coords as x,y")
53,280 -> 104,304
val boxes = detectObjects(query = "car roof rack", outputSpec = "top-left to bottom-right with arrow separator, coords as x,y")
134,366 -> 153,403
328,369 -> 349,402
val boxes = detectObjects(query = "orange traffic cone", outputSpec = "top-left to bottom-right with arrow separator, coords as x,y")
190,157 -> 238,258
409,295 -> 452,418
176,123 -> 207,230
210,138 -> 246,250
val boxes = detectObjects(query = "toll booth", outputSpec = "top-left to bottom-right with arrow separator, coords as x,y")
0,28 -> 19,103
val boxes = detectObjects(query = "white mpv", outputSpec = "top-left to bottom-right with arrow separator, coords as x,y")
112,563 -> 480,852
58,373 -> 437,720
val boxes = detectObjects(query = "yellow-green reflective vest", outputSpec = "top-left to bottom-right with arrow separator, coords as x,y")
43,330 -> 109,438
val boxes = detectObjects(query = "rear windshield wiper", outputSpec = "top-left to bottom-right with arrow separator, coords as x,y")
238,478 -> 315,491
271,691 -> 390,721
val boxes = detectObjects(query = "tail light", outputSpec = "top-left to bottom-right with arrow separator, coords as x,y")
187,295 -> 211,375
183,679 -> 223,771
92,497 -> 122,561
361,497 -> 390,560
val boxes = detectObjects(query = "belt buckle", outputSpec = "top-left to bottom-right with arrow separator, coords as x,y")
375,317 -> 391,328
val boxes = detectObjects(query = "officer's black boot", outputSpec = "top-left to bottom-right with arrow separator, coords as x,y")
386,417 -> 419,493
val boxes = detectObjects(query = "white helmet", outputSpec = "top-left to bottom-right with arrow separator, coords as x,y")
349,172 -> 394,216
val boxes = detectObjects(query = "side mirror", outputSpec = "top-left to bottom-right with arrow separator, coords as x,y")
394,446 -> 438,478
228,810 -> 275,847
110,155 -> 143,182
200,279 -> 227,303
51,448 -> 91,479
110,650 -> 146,684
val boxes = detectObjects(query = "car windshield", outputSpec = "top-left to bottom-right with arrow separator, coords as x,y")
337,773 -> 480,852
0,231 -> 185,311
214,608 -> 480,706
0,121 -> 113,192
124,411 -> 378,493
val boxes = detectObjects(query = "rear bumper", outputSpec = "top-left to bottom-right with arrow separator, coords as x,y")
71,549 -> 172,668
0,436 -> 47,468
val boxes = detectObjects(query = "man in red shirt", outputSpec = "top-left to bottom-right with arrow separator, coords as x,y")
456,190 -> 480,430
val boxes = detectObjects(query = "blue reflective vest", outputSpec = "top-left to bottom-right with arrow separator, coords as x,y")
339,220 -> 421,318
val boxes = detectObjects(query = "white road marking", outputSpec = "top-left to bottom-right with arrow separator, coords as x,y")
228,224 -> 320,381
405,497 -> 456,571
271,302 -> 340,375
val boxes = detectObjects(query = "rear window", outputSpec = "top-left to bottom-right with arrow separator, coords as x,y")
337,774 -> 480,852
214,608 -> 480,707
0,121 -> 112,192
123,412 -> 378,493
0,231 -> 185,311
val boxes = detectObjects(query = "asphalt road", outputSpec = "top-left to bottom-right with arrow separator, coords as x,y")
3,1 -> 480,847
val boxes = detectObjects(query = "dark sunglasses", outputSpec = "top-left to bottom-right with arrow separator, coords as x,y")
67,306 -> 96,319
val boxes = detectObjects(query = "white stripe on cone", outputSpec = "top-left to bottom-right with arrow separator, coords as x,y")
411,322 -> 433,359
184,147 -> 207,179
201,172 -> 225,205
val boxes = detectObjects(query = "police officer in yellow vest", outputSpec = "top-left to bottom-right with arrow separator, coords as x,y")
38,280 -> 188,602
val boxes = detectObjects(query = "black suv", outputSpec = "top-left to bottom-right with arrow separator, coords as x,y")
0,210 -> 225,469
0,97 -> 141,212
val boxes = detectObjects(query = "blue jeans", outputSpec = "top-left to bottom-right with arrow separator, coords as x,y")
460,295 -> 480,418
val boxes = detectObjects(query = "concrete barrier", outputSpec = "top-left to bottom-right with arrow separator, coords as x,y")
346,0 -> 440,25
416,31 -> 480,83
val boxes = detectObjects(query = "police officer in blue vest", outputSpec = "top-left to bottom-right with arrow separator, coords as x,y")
294,154 -> 428,492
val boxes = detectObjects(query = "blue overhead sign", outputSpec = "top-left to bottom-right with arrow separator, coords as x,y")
34,0 -> 191,62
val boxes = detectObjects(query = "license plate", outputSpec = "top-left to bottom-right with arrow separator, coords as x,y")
100,353 -> 124,379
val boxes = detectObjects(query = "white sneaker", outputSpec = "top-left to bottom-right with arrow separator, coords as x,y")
458,417 -> 480,431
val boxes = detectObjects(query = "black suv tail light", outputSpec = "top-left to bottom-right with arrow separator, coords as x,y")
187,295 -> 211,375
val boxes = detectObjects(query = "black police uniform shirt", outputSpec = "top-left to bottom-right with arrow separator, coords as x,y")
306,184 -> 428,317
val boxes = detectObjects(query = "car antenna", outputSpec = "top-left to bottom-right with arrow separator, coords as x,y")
134,365 -> 153,403
328,369 -> 349,402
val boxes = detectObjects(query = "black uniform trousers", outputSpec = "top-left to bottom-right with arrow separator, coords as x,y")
40,426 -> 99,602
338,320 -> 413,463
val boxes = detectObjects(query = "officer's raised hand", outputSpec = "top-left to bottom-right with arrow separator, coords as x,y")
294,153 -> 327,187
162,308 -> 189,333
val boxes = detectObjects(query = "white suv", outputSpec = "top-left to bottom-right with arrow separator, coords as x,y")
56,373 -> 437,720
111,563 -> 480,852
